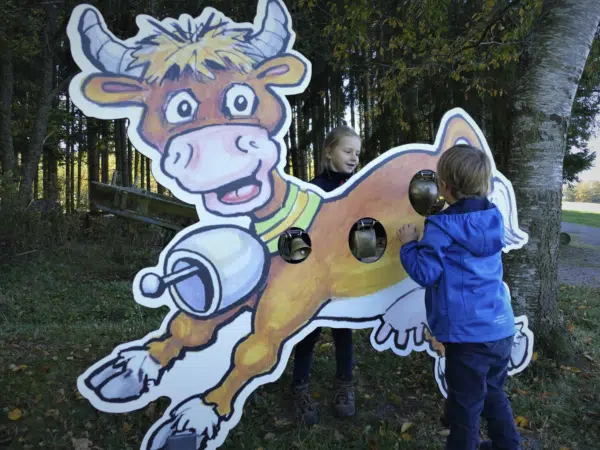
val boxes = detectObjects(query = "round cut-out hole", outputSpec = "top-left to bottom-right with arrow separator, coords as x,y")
278,227 -> 311,264
349,218 -> 387,263
409,170 -> 445,216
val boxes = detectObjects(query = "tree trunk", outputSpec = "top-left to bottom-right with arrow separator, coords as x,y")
349,75 -> 356,129
101,121 -> 109,183
114,119 -> 122,185
66,97 -> 72,213
134,149 -> 139,187
87,117 -> 99,212
44,144 -> 58,202
127,123 -> 133,187
146,156 -> 151,191
120,119 -> 129,187
77,111 -> 83,208
140,153 -> 145,189
19,3 -> 59,200
69,107 -> 76,213
289,100 -> 300,178
504,0 -> 600,357
0,41 -> 15,179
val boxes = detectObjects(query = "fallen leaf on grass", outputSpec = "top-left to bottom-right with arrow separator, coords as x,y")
532,352 -> 539,362
568,324 -> 574,334
559,447 -> 571,450
540,392 -> 556,400
401,433 -> 412,441
583,352 -> 594,362
39,365 -> 53,373
264,433 -> 275,441
401,422 -> 413,433
516,389 -> 529,396
514,416 -> 530,429
388,393 -> 402,406
9,364 -> 28,372
333,430 -> 344,442
7,409 -> 22,421
311,391 -> 321,399
273,418 -> 292,427
438,429 -> 450,437
72,438 -> 93,450
144,403 -> 156,419
560,365 -> 582,373
123,422 -> 132,433
45,409 -> 60,419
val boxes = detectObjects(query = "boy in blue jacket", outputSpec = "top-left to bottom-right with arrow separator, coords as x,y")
398,144 -> 521,450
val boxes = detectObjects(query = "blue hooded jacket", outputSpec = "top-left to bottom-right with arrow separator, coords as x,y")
400,197 -> 516,343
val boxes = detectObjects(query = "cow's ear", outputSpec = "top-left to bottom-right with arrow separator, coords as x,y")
82,74 -> 148,106
254,55 -> 307,87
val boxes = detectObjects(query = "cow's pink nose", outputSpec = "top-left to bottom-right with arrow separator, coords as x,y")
236,135 -> 260,153
163,141 -> 193,174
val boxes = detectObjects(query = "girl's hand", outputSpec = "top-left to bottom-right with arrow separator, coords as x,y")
397,224 -> 420,245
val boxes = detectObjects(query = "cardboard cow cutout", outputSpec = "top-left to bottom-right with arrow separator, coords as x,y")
67,1 -> 534,448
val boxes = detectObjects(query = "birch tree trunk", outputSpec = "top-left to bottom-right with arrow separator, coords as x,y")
504,0 -> 600,356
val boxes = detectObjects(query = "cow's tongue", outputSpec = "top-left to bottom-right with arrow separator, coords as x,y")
220,184 -> 260,204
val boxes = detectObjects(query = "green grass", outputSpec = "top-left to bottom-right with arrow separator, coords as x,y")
562,210 -> 600,228
1,237 -> 599,449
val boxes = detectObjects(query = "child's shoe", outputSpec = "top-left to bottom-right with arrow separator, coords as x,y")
293,383 -> 318,426
333,378 -> 355,417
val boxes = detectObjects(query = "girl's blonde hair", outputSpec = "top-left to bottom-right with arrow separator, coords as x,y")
320,125 -> 360,170
436,144 -> 492,199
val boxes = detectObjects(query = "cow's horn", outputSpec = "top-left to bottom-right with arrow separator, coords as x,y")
249,0 -> 291,58
79,8 -> 143,77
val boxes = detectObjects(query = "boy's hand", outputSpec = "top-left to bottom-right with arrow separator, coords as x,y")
397,224 -> 420,245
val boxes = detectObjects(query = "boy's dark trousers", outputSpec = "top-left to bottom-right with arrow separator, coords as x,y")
292,327 -> 354,386
444,335 -> 520,450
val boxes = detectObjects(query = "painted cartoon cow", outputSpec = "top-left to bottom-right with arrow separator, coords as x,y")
67,1 -> 533,449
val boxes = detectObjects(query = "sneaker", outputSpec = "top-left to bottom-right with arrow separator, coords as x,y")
333,379 -> 356,417
293,383 -> 318,426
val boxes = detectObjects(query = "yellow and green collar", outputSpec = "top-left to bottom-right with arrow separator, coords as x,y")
253,183 -> 322,253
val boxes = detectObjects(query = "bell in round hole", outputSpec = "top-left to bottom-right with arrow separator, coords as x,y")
350,220 -> 377,260
408,170 -> 446,216
278,228 -> 312,263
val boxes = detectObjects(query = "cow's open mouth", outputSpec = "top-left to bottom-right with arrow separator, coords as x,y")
213,162 -> 262,205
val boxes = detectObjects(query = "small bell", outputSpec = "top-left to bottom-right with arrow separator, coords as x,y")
350,220 -> 377,259
409,170 -> 445,216
288,236 -> 312,261
278,229 -> 312,263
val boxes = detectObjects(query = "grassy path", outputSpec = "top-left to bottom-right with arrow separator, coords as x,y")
1,241 -> 599,449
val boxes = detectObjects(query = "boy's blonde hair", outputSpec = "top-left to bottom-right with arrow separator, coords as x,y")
321,125 -> 360,170
436,144 -> 492,199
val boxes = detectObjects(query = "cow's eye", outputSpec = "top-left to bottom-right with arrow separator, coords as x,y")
164,91 -> 199,124
222,84 -> 257,118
